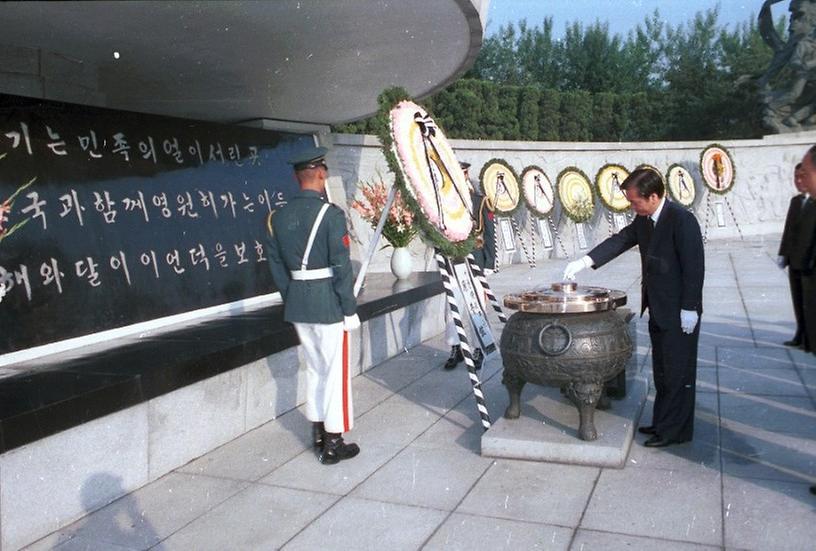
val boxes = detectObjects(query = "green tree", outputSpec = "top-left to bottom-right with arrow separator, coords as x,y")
496,85 -> 521,139
518,86 -> 540,140
538,89 -> 561,140
559,91 -> 593,141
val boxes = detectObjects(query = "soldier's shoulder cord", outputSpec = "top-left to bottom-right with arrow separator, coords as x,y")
474,196 -> 489,234
266,210 -> 276,237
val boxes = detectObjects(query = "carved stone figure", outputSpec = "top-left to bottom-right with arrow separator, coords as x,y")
759,0 -> 816,133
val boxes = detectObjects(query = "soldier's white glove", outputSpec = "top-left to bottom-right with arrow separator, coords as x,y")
563,256 -> 593,280
0,282 -> 6,303
776,255 -> 786,269
680,309 -> 699,334
343,313 -> 361,331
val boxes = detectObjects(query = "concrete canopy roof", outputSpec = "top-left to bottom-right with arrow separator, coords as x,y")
0,0 -> 487,125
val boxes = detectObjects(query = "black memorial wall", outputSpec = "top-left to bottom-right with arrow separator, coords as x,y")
0,94 -> 313,353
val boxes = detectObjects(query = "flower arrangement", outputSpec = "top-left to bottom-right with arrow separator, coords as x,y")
571,198 -> 595,223
351,178 -> 418,248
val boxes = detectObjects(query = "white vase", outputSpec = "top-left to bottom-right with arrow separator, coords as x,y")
390,247 -> 413,280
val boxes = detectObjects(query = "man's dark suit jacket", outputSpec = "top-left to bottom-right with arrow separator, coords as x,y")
588,200 -> 704,330
785,196 -> 816,273
778,193 -> 807,267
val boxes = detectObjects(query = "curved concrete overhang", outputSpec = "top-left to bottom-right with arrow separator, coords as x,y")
0,0 -> 487,125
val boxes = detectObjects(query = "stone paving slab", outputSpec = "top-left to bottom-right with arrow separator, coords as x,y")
570,529 -> 721,551
481,377 -> 648,467
720,423 -> 816,484
49,472 -> 248,550
582,467 -> 723,546
717,346 -> 795,370
722,475 -> 816,551
720,394 -> 816,437
424,512 -> 573,551
280,497 -> 448,551
177,409 -> 311,481
159,484 -> 338,550
456,460 -> 600,527
260,440 -> 404,496
350,445 -> 493,510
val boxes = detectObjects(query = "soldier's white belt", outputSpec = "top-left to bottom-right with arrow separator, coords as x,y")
291,267 -> 334,280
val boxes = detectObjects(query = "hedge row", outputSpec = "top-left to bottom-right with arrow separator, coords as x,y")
335,79 -> 670,142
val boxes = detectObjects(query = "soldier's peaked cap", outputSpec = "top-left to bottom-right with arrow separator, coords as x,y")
288,146 -> 328,171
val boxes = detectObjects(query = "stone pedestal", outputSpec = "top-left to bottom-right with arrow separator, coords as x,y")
481,376 -> 648,468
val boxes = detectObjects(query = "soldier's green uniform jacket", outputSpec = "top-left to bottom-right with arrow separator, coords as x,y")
267,190 -> 356,323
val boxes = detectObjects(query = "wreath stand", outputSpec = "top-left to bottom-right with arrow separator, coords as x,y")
434,250 -> 506,431
702,191 -> 744,245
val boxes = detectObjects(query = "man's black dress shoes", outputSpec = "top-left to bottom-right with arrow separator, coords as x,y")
784,339 -> 802,347
643,435 -> 689,447
637,426 -> 657,435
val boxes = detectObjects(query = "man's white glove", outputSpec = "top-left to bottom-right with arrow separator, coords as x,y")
563,255 -> 593,280
0,282 -> 6,303
680,309 -> 699,334
343,313 -> 361,331
776,255 -> 787,269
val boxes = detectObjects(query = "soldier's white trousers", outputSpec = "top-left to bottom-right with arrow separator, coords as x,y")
293,321 -> 353,433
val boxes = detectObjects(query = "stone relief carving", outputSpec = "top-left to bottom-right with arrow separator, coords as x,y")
759,0 -> 816,133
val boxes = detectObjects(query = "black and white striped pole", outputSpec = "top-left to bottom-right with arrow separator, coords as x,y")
466,254 -> 507,324
435,251 -> 491,431
510,217 -> 535,268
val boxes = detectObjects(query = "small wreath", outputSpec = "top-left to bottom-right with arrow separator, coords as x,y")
520,165 -> 554,217
556,166 -> 595,223
700,144 -> 735,195
666,163 -> 696,207
594,163 -> 631,213
479,158 -> 522,216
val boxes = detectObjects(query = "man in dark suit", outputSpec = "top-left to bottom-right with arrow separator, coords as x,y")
779,163 -> 810,349
798,145 -> 816,497
564,167 -> 704,447
798,146 -> 816,360
267,146 -> 361,465
443,161 -> 492,370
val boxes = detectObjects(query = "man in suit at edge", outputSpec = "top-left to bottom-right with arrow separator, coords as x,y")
267,146 -> 361,465
799,145 -> 816,360
443,161 -> 493,370
779,163 -> 810,350
797,144 -> 816,497
563,167 -> 704,447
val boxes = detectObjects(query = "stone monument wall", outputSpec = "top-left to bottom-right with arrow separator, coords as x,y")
329,131 -> 816,269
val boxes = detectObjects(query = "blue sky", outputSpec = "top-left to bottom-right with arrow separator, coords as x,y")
486,1 -> 778,37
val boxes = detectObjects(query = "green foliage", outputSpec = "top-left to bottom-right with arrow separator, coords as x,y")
559,91 -> 592,141
538,89 -> 561,141
517,86 -> 540,141
334,8 -> 774,141
496,86 -> 521,140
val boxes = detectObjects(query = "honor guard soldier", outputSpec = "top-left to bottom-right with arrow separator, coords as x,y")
266,146 -> 360,465
465,161 -> 496,274
443,161 -> 494,370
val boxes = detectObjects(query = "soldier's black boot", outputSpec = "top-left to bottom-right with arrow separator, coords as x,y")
312,422 -> 325,449
444,345 -> 464,370
472,348 -> 483,371
319,433 -> 360,465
